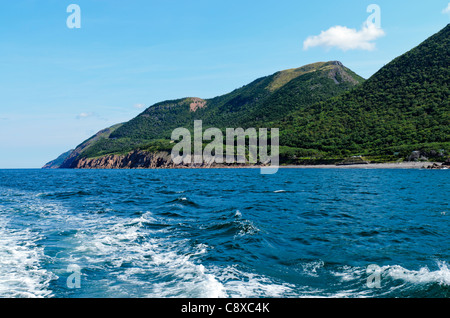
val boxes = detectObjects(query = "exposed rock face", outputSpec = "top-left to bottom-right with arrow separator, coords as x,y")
73,151 -> 175,169
70,150 -> 254,169
327,61 -> 360,85
336,156 -> 369,166
408,150 -> 427,161
425,163 -> 449,169
189,98 -> 207,112
425,159 -> 450,169
408,150 -> 446,162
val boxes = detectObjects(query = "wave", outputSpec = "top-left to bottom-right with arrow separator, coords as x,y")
0,219 -> 56,298
167,197 -> 202,208
209,265 -> 297,298
2,173 -> 448,299
301,260 -> 325,277
0,187 -> 96,298
71,212 -> 226,297
201,210 -> 260,239
329,261 -> 450,297
69,210 -> 294,298
36,190 -> 91,199
382,262 -> 450,286
332,262 -> 450,287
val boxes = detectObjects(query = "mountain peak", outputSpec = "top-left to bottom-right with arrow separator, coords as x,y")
266,61 -> 358,91
329,60 -> 344,67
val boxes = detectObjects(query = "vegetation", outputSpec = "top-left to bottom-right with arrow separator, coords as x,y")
54,24 -> 449,167
72,61 -> 364,161
277,24 -> 449,161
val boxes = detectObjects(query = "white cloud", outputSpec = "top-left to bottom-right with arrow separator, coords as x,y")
76,112 -> 94,119
303,24 -> 385,51
443,3 -> 450,14
134,103 -> 145,109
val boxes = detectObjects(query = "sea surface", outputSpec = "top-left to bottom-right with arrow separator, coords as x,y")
0,168 -> 448,298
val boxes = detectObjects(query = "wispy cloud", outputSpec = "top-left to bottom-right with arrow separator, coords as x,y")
303,24 -> 385,51
76,112 -> 108,121
133,103 -> 146,109
443,3 -> 450,14
76,112 -> 94,119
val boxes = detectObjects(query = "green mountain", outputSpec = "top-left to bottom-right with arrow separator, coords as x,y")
48,24 -> 449,169
55,61 -> 363,168
42,149 -> 74,169
277,24 -> 449,163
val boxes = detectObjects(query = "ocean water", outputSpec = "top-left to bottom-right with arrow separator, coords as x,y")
0,168 -> 448,298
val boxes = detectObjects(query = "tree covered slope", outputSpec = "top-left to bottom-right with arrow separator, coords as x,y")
47,24 -> 449,168
57,61 -> 363,166
277,24 -> 449,161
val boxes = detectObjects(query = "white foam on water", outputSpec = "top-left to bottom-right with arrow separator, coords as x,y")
0,220 -> 56,298
1,186 -> 291,298
382,261 -> 450,286
332,262 -> 450,287
332,265 -> 365,282
0,187 -> 89,298
211,265 -> 297,298
328,261 -> 450,297
149,260 -> 227,298
71,210 -> 299,298
301,260 -> 325,277
233,210 -> 260,237
73,212 -> 229,298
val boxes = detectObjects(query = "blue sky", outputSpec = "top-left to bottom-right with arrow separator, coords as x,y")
0,0 -> 449,168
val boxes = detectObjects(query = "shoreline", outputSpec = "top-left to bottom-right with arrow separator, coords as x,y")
185,161 -> 444,170
36,161 -> 449,170
278,161 -> 439,169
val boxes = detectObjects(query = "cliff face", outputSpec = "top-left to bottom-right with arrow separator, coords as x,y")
71,150 -> 247,169
73,151 -> 175,169
43,61 -> 366,169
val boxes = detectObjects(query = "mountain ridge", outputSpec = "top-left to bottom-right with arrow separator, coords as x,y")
44,24 -> 450,169
48,60 -> 363,168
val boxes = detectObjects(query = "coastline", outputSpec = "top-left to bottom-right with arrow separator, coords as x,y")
189,161 -> 445,170
41,161 -> 449,170
278,162 -> 439,169
150,161 -> 444,170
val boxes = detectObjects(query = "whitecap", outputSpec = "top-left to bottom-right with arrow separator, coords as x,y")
0,220 -> 56,298
301,260 -> 325,277
383,261 -> 450,286
210,265 -> 297,298
72,212 -> 228,298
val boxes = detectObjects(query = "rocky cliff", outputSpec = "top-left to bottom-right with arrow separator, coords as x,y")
71,150 -> 249,169
72,151 -> 174,169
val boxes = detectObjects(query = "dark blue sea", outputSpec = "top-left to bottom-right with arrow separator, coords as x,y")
0,168 -> 448,298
